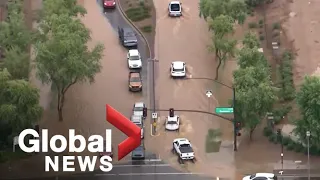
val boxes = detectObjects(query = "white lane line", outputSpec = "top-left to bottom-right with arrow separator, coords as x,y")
95,172 -> 205,176
126,158 -> 162,162
113,164 -> 170,168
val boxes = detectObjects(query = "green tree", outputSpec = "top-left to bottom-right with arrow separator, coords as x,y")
3,47 -> 30,79
0,0 -> 31,79
199,0 -> 247,24
242,32 -> 260,48
294,76 -> 320,148
237,47 -> 267,68
208,15 -> 237,80
35,4 -> 104,121
0,69 -> 42,146
42,0 -> 86,17
0,0 -> 31,50
234,66 -> 277,139
245,0 -> 265,7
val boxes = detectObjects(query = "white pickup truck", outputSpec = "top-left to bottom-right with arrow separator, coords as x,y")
172,138 -> 195,162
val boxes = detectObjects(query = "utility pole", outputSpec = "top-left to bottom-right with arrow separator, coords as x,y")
232,87 -> 237,151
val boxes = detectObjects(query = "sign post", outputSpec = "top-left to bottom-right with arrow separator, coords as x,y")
13,136 -> 19,152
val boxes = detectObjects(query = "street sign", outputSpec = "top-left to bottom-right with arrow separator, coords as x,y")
13,136 -> 19,152
152,113 -> 158,119
215,107 -> 234,114
206,90 -> 212,97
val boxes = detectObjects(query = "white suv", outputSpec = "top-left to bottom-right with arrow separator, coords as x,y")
171,61 -> 186,77
127,49 -> 142,69
168,1 -> 182,17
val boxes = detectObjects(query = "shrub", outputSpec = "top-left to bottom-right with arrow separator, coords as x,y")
273,22 -> 280,30
141,25 -> 152,33
263,127 -> 273,137
248,22 -> 258,28
268,133 -> 278,143
293,143 -> 304,153
279,51 -> 295,101
125,6 -> 151,22
259,19 -> 264,25
272,105 -> 292,124
259,35 -> 265,41
286,140 -> 295,151
282,136 -> 290,146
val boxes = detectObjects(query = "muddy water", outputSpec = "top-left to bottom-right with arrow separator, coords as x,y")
151,0 -> 320,179
150,0 -> 236,178
31,0 -> 144,161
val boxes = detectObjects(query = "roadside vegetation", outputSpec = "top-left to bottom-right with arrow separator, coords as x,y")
125,0 -> 151,22
0,0 -> 104,162
199,0 -> 320,152
0,0 -> 42,162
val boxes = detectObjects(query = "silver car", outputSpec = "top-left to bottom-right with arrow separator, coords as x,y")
133,102 -> 146,117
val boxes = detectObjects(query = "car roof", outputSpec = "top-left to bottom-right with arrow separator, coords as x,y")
170,1 -> 180,4
129,49 -> 139,56
123,27 -> 133,32
172,61 -> 185,68
254,173 -> 275,177
167,115 -> 178,121
131,115 -> 142,123
134,102 -> 145,107
130,72 -> 140,77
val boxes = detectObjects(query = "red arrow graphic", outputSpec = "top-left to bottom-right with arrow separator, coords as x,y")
106,105 -> 141,160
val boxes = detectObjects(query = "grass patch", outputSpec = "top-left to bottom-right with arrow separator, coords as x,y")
140,25 -> 152,33
273,22 -> 281,30
125,5 -> 151,22
205,129 -> 222,153
0,150 -> 32,162
248,22 -> 258,29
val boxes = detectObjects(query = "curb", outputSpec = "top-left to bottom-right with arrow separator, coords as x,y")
115,0 -> 152,59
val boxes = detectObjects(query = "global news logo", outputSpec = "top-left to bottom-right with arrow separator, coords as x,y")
16,105 -> 141,173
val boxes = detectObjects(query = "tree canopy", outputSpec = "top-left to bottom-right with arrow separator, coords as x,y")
35,0 -> 104,121
0,0 -> 31,79
294,76 -> 320,148
0,69 -> 42,147
199,0 -> 247,24
233,34 -> 277,139
208,15 -> 237,80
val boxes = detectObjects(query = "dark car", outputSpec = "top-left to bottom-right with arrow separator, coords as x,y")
131,143 -> 145,160
118,27 -> 138,47
103,0 -> 116,9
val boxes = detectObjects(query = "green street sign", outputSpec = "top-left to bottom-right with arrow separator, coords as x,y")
215,107 -> 234,114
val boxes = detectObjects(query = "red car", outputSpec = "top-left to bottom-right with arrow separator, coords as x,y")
103,0 -> 116,9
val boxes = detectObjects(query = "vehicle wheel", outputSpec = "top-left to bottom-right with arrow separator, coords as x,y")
171,145 -> 175,154
191,158 -> 196,163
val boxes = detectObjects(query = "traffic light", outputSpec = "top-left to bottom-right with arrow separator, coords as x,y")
169,108 -> 174,117
277,129 -> 282,136
143,107 -> 147,118
235,122 -> 241,136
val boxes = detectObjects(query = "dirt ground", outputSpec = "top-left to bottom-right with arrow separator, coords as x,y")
119,0 -> 156,57
267,0 -> 320,84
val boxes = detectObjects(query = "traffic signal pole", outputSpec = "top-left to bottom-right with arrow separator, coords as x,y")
233,87 -> 237,151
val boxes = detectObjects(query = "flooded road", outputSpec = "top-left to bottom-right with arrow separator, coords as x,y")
150,0 -> 320,179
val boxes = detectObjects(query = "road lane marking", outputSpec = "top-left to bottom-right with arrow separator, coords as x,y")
113,164 -> 170,168
95,172 -> 205,176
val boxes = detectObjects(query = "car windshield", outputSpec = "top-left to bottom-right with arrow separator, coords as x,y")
130,55 -> 140,60
170,4 -> 180,11
134,106 -> 143,111
131,77 -> 140,82
180,144 -> 191,148
173,67 -> 184,71
167,121 -> 177,124
125,31 -> 134,37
